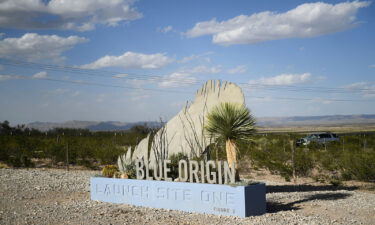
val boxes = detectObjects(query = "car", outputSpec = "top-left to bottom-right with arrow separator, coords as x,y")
296,132 -> 339,146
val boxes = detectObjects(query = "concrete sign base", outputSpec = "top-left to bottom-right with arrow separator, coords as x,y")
90,178 -> 266,217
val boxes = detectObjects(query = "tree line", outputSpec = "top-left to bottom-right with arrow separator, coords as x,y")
0,121 -> 149,169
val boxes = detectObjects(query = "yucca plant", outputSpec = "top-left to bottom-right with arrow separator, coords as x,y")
205,102 -> 256,170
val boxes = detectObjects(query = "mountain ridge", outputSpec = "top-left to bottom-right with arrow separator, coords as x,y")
25,114 -> 375,131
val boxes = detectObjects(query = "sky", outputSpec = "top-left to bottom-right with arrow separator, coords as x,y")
0,0 -> 374,125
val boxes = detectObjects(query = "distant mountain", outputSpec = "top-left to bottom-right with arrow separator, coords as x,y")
26,114 -> 375,131
256,114 -> 375,127
27,121 -> 161,131
27,120 -> 98,131
86,121 -> 161,131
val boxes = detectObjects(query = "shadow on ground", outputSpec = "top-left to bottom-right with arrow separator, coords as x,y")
267,192 -> 352,213
266,184 -> 358,193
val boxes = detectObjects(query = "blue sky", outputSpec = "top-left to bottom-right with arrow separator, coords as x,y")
0,0 -> 374,124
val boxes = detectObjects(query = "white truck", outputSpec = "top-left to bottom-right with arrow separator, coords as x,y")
296,132 -> 339,146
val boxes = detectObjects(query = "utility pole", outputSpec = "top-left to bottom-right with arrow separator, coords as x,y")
63,132 -> 69,172
66,142 -> 69,171
290,140 -> 296,184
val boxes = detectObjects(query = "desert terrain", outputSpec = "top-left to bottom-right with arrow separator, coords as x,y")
1,168 -> 374,225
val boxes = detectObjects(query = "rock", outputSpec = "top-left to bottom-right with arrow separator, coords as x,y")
120,80 -> 245,165
117,146 -> 132,172
131,134 -> 150,161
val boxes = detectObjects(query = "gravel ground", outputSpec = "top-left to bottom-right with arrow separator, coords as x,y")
0,168 -> 374,225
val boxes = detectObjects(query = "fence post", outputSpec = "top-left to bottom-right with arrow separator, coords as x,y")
66,142 -> 69,172
363,134 -> 366,151
290,140 -> 296,184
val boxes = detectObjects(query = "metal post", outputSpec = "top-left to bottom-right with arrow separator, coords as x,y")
363,134 -> 366,151
66,143 -> 69,171
290,140 -> 296,184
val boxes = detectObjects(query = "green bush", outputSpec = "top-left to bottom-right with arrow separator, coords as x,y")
339,150 -> 375,181
238,133 -> 375,182
102,165 -> 119,178
0,162 -> 10,168
124,162 -> 137,179
169,153 -> 189,180
329,178 -> 342,187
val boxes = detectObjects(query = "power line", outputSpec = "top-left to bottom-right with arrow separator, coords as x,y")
0,59 -> 197,84
1,58 -> 373,95
5,74 -> 193,94
4,74 -> 375,103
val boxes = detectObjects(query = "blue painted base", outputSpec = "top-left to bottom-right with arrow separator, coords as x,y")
90,178 -> 266,217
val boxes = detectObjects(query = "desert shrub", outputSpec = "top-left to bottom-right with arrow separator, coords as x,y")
0,162 -> 10,168
0,135 -> 35,167
0,123 -> 148,169
46,142 -> 66,164
113,171 -> 122,178
328,173 -> 343,186
294,147 -> 315,177
246,135 -> 294,180
233,132 -> 375,182
102,165 -> 119,178
124,162 -> 137,179
339,149 -> 375,182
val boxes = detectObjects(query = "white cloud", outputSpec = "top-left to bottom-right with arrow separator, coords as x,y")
344,81 -> 368,89
80,52 -> 173,69
249,73 -> 312,86
186,1 -> 370,45
157,64 -> 221,88
311,98 -> 332,105
159,25 -> 173,33
113,73 -> 129,78
96,93 -> 107,103
0,72 -> 48,81
182,65 -> 222,74
369,64 -> 375,68
0,74 -> 23,81
0,33 -> 87,62
344,81 -> 375,98
71,91 -> 80,97
32,71 -> 48,79
126,78 -> 151,88
51,88 -> 70,95
179,55 -> 199,64
0,75 -> 13,81
228,65 -> 247,74
178,52 -> 213,64
0,0 -> 142,31
158,72 -> 197,88
128,90 -> 151,102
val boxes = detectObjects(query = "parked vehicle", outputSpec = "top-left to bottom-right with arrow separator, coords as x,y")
296,132 -> 339,146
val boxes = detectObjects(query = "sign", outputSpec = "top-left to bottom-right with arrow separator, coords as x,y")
91,177 -> 266,217
135,159 -> 236,184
